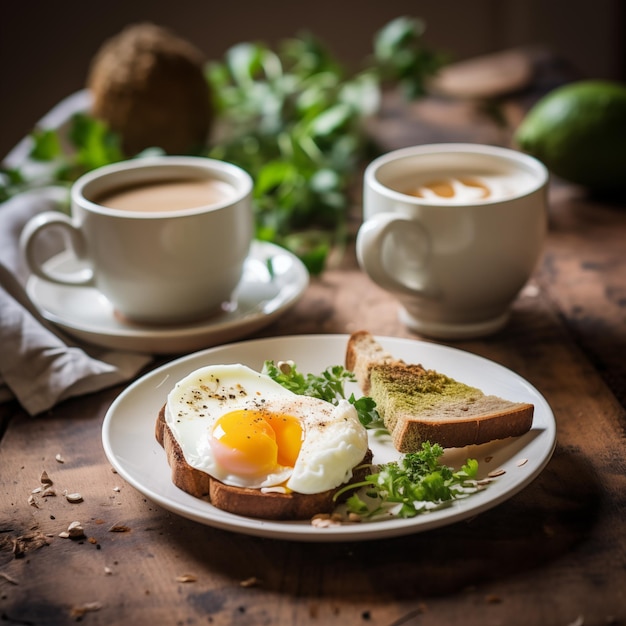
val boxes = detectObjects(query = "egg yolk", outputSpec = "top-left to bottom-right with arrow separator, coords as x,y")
209,409 -> 303,477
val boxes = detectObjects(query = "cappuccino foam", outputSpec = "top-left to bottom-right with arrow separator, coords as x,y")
399,168 -> 537,204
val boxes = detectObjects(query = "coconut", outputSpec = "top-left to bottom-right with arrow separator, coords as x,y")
87,23 -> 212,156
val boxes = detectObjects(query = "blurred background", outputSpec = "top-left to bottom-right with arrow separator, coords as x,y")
1,0 -> 624,158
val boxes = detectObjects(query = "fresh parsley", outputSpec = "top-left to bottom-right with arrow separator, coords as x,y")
262,359 -> 384,429
264,359 -> 485,520
337,442 -> 480,519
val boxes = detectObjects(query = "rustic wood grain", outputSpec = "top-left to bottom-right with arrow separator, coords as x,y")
1,51 -> 625,625
2,214 -> 625,624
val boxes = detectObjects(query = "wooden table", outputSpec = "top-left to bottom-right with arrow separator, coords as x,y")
2,55 -> 625,625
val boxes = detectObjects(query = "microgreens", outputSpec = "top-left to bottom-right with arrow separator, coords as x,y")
265,359 -> 486,520
262,359 -> 385,430
337,442 -> 481,519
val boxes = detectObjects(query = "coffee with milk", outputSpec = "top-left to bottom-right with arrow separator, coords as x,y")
20,157 -> 254,324
357,143 -> 549,339
401,169 -> 537,203
388,164 -> 538,205
94,178 -> 236,212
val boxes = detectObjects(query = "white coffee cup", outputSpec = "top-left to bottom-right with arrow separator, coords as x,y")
20,156 -> 253,324
357,143 -> 548,339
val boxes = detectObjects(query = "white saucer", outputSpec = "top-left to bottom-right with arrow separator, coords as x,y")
27,241 -> 309,354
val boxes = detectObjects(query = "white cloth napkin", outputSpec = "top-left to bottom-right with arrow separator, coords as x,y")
0,187 -> 152,415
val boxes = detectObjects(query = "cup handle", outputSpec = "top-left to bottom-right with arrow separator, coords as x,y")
356,212 -> 436,298
19,211 -> 95,286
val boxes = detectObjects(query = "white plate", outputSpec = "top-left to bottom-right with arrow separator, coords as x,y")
27,240 -> 309,354
102,334 -> 556,542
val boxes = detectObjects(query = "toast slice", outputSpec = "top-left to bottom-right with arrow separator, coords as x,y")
155,405 -> 372,520
345,330 -> 534,452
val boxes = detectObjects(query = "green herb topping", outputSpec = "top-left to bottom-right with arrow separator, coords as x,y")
262,359 -> 384,430
265,359 -> 487,522
336,442 -> 480,519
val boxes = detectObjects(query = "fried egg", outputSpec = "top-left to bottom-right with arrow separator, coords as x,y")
164,364 -> 369,494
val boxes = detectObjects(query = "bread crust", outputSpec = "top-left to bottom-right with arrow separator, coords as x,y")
345,329 -> 402,394
156,405 -> 372,520
345,331 -> 534,452
391,401 -> 534,452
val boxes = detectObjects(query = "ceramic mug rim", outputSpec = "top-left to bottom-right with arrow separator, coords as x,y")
71,155 -> 253,220
365,142 -> 549,207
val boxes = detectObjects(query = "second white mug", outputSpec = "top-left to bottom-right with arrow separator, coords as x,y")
357,143 -> 549,339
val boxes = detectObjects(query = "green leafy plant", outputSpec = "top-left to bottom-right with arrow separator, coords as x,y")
1,17 -> 444,274
205,17 -> 444,272
0,113 -> 126,202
